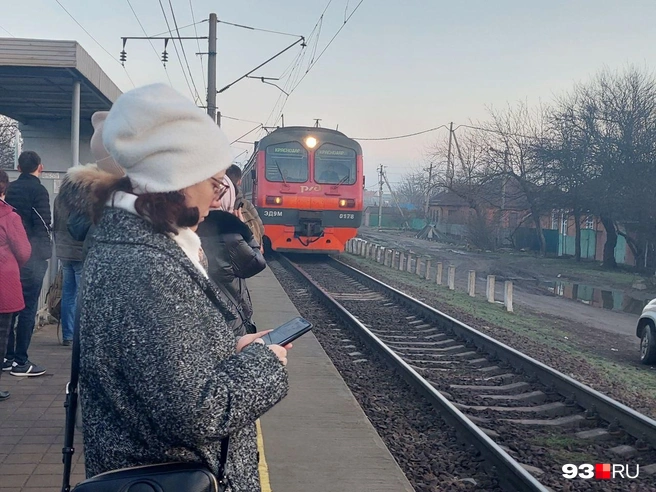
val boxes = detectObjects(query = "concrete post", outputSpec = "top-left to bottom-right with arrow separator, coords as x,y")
487,275 -> 496,303
406,254 -> 413,272
384,249 -> 391,267
448,266 -> 456,290
468,270 -> 476,297
398,252 -> 405,271
424,259 -> 431,280
504,281 -> 514,312
415,256 -> 422,276
377,246 -> 383,263
436,262 -> 443,285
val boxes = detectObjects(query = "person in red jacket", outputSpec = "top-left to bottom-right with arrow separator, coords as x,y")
0,170 -> 32,400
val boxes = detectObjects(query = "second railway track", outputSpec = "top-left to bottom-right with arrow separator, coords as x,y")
274,254 -> 656,491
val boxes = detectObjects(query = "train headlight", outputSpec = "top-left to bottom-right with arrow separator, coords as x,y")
339,198 -> 355,208
305,136 -> 317,148
266,196 -> 283,205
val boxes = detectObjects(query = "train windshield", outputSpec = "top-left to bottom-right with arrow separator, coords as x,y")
314,144 -> 357,185
265,142 -> 308,183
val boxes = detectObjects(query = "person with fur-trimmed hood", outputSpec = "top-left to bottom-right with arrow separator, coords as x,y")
74,84 -> 290,490
197,175 -> 266,336
54,112 -> 125,346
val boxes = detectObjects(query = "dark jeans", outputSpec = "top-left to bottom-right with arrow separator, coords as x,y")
0,313 -> 14,383
61,260 -> 83,341
5,258 -> 49,365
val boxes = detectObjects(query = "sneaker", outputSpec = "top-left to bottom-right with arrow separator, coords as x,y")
2,358 -> 13,371
62,340 -> 72,347
0,390 -> 9,401
10,361 -> 46,377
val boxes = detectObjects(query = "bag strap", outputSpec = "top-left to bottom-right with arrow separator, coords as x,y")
61,273 -> 230,491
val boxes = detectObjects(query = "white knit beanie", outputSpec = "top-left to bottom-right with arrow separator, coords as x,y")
102,83 -> 233,194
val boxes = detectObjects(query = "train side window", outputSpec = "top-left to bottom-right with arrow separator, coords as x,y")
265,142 -> 308,183
315,144 -> 357,185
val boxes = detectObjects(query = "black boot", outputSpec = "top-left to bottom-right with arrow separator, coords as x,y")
0,390 -> 9,401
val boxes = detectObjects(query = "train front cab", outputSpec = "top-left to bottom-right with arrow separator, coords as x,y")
245,128 -> 363,254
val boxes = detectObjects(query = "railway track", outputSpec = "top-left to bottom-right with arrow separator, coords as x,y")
274,254 -> 656,491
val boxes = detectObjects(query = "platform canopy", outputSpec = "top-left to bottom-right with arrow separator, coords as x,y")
0,38 -> 122,130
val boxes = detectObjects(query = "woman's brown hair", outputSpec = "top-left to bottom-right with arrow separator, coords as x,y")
92,176 -> 199,235
0,170 -> 8,196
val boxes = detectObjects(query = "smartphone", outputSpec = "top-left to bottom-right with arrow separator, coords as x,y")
260,317 -> 313,346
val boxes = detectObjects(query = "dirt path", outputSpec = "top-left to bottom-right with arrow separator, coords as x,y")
357,228 -> 647,349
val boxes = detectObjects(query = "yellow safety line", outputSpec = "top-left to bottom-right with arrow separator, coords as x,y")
257,419 -> 272,492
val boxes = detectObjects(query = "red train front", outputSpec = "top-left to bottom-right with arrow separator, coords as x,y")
242,126 -> 363,254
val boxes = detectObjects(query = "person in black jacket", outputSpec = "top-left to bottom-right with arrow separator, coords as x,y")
2,151 -> 50,377
197,208 -> 266,336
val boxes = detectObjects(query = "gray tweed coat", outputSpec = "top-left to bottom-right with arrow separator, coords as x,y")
79,206 -> 288,491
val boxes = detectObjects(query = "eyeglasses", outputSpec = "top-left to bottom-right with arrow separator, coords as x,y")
210,177 -> 228,199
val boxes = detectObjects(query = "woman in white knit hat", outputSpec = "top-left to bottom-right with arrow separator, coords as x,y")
77,84 -> 290,491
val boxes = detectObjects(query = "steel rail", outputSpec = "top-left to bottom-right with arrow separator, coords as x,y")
327,257 -> 656,446
277,254 -> 549,492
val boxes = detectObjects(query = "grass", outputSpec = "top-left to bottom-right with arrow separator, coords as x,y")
528,435 -> 598,464
341,252 -> 656,409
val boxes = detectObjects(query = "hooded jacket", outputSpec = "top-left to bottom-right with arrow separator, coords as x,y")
53,189 -> 84,262
197,210 -> 266,336
0,199 -> 31,313
235,192 -> 265,249
57,164 -> 118,258
5,173 -> 51,260
72,167 -> 288,490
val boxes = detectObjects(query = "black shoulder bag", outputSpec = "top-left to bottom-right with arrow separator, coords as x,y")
61,275 -> 230,492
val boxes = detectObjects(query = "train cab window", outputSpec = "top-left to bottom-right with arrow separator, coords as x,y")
314,144 -> 357,185
265,142 -> 308,183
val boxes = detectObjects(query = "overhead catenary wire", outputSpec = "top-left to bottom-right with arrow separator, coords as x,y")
126,0 -> 174,87
157,0 -> 197,102
152,19 -> 206,38
267,0 -> 365,127
54,0 -> 136,88
230,124 -> 264,145
167,0 -> 203,104
0,25 -> 15,37
217,19 -> 303,39
189,0 -> 207,97
354,125 -> 449,141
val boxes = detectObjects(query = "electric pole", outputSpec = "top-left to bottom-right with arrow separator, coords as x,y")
446,121 -> 454,183
382,170 -> 410,230
208,13 -> 218,125
424,161 -> 433,220
378,164 -> 384,230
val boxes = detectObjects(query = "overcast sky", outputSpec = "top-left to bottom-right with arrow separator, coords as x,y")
2,0 -> 656,188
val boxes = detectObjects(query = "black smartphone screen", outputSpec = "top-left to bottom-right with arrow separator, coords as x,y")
260,317 -> 313,346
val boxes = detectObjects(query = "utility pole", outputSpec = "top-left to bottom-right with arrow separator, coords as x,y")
378,164 -> 384,230
446,121 -> 454,183
382,170 -> 410,229
423,161 -> 433,220
208,13 -> 218,125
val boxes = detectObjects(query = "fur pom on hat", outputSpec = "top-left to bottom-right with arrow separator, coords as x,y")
102,84 -> 233,194
90,111 -> 125,177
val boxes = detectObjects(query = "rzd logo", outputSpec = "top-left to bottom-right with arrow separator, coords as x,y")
300,185 -> 321,193
562,464 -> 639,480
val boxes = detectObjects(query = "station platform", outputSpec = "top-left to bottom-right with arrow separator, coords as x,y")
251,266 -> 413,492
0,266 -> 412,491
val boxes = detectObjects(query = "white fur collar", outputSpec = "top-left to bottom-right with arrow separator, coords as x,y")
109,191 -> 208,278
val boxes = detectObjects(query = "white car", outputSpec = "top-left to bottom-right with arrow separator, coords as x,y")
637,299 -> 656,364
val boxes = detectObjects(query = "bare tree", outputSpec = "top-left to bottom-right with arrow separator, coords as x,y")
395,166 -> 430,216
0,116 -> 18,170
571,67 -> 656,268
429,129 -> 500,249
480,102 -> 557,256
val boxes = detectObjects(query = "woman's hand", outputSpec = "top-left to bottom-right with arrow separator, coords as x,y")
266,344 -> 288,366
236,331 -> 292,366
